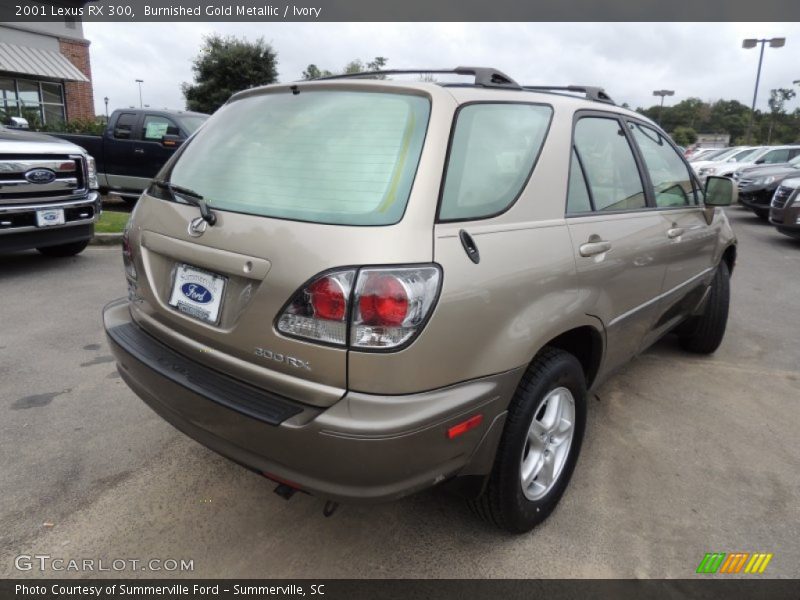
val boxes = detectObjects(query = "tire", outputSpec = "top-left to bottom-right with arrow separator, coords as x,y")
468,348 -> 587,533
753,208 -> 769,221
678,261 -> 730,354
37,239 -> 90,257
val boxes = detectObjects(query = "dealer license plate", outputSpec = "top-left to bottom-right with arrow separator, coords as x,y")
168,264 -> 227,324
36,208 -> 65,227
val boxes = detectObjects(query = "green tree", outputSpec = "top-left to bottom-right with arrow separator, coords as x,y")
182,35 -> 278,114
302,57 -> 388,80
671,126 -> 698,147
302,64 -> 333,80
766,88 -> 797,143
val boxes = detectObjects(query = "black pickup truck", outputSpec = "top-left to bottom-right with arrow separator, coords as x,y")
53,109 -> 208,204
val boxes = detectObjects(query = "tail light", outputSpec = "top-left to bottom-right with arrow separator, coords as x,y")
122,220 -> 137,281
277,265 -> 441,351
277,270 -> 355,345
351,267 -> 440,349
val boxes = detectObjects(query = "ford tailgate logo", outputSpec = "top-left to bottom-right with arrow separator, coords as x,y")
181,283 -> 212,304
24,168 -> 57,184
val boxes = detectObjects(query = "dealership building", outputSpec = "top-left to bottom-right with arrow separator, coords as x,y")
0,19 -> 95,126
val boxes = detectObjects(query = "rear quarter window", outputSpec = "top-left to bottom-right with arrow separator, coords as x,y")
439,103 -> 552,221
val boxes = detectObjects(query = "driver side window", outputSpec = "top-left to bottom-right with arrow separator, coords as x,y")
629,121 -> 697,208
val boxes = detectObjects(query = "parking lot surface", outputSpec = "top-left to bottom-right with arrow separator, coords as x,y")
1,207 -> 798,578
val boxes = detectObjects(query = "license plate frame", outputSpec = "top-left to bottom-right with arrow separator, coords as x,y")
168,263 -> 227,325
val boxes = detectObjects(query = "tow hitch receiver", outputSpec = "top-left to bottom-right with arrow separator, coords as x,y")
273,484 -> 297,500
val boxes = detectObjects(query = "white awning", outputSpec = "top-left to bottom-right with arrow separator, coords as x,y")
0,42 -> 89,82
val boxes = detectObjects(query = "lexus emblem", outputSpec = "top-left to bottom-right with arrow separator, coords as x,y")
188,216 -> 207,237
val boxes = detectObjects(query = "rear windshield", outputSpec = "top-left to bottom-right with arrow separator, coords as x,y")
169,90 -> 431,226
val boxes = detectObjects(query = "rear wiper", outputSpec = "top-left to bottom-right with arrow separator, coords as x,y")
152,178 -> 216,226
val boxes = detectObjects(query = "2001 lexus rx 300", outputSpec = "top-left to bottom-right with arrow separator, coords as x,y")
105,67 -> 737,532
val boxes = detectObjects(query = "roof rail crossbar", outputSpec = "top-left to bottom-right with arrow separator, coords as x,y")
521,85 -> 616,105
309,66 -> 521,89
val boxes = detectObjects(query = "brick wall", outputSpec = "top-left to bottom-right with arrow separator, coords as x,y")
58,37 -> 95,121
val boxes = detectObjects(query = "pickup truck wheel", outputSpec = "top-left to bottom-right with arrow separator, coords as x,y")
468,348 -> 586,533
678,261 -> 730,354
37,240 -> 90,257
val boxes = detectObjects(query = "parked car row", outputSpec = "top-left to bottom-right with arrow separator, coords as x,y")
736,155 -> 800,220
694,145 -> 800,181
685,142 -> 800,240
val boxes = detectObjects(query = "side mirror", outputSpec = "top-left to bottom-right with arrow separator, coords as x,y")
704,175 -> 736,207
161,134 -> 184,148
754,159 -> 765,164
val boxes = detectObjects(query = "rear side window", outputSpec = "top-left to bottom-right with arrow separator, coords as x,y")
573,117 -> 646,212
169,90 -> 430,226
629,122 -> 696,207
439,103 -> 552,221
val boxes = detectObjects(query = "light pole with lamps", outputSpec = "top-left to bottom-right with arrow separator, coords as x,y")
652,89 -> 675,125
742,37 -> 786,143
135,79 -> 144,109
103,96 -> 109,121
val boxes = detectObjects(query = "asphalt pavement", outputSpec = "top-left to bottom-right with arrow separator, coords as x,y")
1,207 -> 798,578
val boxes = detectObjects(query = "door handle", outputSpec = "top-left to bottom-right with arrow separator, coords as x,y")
667,227 -> 684,239
134,148 -> 145,154
579,240 -> 612,257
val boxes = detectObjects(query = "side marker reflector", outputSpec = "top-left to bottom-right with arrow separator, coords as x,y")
447,414 -> 484,439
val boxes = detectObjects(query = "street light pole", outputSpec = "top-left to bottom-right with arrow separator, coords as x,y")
742,37 -> 786,143
103,96 -> 109,120
652,89 -> 675,126
135,79 -> 144,109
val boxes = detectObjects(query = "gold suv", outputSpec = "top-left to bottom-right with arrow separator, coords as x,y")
104,67 -> 737,532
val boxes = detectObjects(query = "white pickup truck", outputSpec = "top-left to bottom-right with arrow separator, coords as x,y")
0,126 -> 100,256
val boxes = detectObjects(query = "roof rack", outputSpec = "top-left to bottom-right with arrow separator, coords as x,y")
311,66 -> 521,89
521,85 -> 615,105
307,67 -> 615,105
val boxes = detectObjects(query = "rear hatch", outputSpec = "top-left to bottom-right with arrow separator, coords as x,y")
125,82 -> 453,407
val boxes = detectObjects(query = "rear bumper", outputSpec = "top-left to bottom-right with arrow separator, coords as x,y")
103,298 -> 520,503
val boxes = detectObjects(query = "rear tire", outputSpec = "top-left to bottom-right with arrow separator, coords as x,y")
678,261 -> 730,354
37,239 -> 89,257
468,348 -> 587,533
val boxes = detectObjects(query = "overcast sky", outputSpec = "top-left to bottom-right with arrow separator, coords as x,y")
83,22 -> 800,116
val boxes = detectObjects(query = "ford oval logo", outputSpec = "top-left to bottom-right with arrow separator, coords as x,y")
181,283 -> 213,304
24,168 -> 57,184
